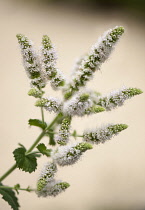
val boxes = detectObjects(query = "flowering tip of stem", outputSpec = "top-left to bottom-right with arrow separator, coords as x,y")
109,124 -> 128,132
83,123 -> 128,145
28,88 -> 44,98
35,98 -> 48,107
37,162 -> 57,192
126,88 -> 143,96
112,26 -> 125,35
36,180 -> 70,197
79,93 -> 90,101
75,142 -> 93,151
42,35 -> 52,47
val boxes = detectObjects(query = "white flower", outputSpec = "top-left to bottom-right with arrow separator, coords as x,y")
52,142 -> 92,166
55,117 -> 71,145
83,124 -> 128,144
37,162 -> 57,192
16,34 -> 45,88
37,180 -> 70,197
97,87 -> 143,111
64,26 -> 124,99
63,92 -> 93,116
35,97 -> 63,113
41,35 -> 65,89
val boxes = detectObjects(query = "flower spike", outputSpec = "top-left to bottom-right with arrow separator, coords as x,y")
55,116 -> 71,145
83,124 -> 128,144
41,35 -> 65,89
16,34 -> 45,88
37,162 -> 57,192
35,97 -> 63,113
63,93 -> 93,116
64,26 -> 124,99
53,142 -> 93,166
37,180 -> 70,197
96,87 -> 143,111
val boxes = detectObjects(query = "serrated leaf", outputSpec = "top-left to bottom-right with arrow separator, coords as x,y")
13,147 -> 37,173
28,119 -> 47,130
0,183 -> 20,210
37,143 -> 51,157
18,143 -> 26,149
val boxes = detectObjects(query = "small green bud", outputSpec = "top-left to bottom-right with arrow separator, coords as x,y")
35,98 -> 48,107
28,88 -> 44,98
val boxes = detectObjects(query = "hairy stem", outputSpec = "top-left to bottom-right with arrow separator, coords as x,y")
0,185 -> 35,192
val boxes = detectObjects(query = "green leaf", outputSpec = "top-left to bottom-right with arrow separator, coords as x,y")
28,119 -> 47,130
0,183 -> 20,210
37,143 -> 52,157
45,128 -> 56,146
13,147 -> 37,173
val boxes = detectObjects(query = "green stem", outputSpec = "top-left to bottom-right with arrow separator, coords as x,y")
0,164 -> 17,183
41,107 -> 44,124
0,113 -> 61,182
26,130 -> 46,154
0,185 -> 35,192
26,113 -> 61,153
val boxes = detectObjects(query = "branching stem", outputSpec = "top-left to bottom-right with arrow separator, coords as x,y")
0,113 -> 62,182
0,185 -> 35,192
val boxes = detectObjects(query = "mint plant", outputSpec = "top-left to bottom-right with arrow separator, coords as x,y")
0,26 -> 143,210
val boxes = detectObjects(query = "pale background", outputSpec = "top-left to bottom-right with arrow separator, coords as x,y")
0,0 -> 145,209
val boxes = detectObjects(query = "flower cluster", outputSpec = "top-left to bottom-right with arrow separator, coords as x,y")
83,124 -> 128,144
16,34 -> 45,89
64,26 -> 125,99
37,162 -> 69,197
41,35 -> 65,89
55,117 -> 71,145
35,97 -> 63,113
37,180 -> 70,197
96,87 -> 143,111
17,34 -> 65,92
16,26 -> 143,199
63,93 -> 93,116
52,142 -> 93,166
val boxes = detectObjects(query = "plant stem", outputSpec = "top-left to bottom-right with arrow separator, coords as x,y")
26,130 -> 46,154
0,164 -> 17,183
41,107 -> 44,124
27,113 -> 61,153
0,185 -> 35,192
0,113 -> 61,182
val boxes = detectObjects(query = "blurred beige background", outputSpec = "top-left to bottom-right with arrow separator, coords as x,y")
0,0 -> 145,209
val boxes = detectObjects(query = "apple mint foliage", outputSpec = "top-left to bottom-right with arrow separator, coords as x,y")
28,119 -> 47,130
83,124 -> 128,144
13,147 -> 37,173
0,183 -> 20,210
37,143 -> 52,157
0,25 -> 143,208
